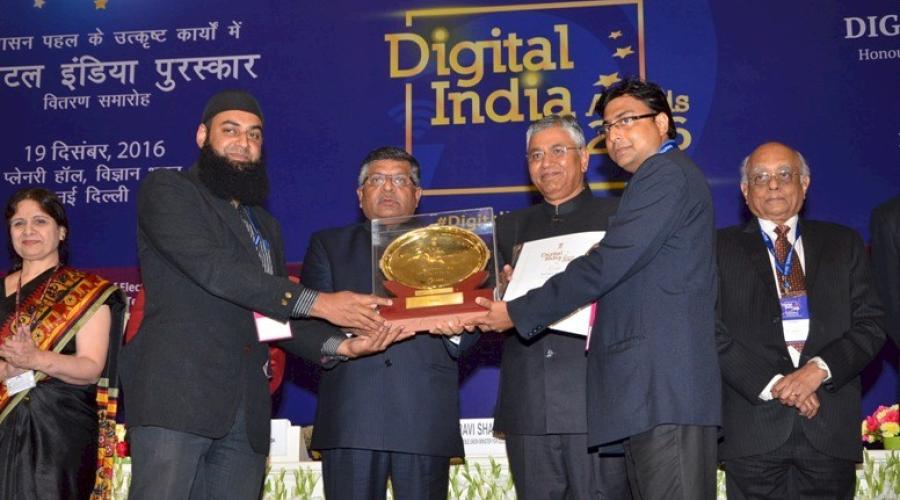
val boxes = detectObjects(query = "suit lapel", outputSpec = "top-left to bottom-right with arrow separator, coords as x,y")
796,219 -> 824,354
797,219 -> 820,291
739,219 -> 792,360
187,168 -> 259,260
739,219 -> 779,300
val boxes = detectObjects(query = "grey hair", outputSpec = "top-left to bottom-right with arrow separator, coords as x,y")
739,148 -> 811,184
357,146 -> 421,187
525,114 -> 586,149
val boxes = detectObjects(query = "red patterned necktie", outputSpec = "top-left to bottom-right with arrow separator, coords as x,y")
774,224 -> 806,353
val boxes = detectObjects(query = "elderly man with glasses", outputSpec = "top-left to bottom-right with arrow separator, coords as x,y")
716,141 -> 885,499
296,146 -> 478,500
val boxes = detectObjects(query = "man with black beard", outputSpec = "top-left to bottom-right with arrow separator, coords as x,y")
195,133 -> 271,206
122,90 -> 407,499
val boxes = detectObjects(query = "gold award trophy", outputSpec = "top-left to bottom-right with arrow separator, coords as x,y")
373,208 -> 496,332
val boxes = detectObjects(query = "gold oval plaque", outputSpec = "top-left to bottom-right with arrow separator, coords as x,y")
380,225 -> 490,290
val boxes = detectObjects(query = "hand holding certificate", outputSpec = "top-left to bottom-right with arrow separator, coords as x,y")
502,231 -> 605,336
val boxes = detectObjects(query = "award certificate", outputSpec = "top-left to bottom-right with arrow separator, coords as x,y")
502,231 -> 605,336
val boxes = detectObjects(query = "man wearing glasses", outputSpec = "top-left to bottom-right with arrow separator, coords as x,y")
469,78 -> 721,499
492,114 -> 629,499
716,142 -> 885,498
297,146 -> 477,499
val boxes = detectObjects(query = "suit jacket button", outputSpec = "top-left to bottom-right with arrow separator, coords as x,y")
772,316 -> 781,324
243,344 -> 251,353
281,299 -> 289,306
545,348 -> 555,358
384,359 -> 392,367
285,292 -> 293,299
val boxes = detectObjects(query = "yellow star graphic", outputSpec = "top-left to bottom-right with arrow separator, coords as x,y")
94,0 -> 107,9
609,31 -> 622,39
613,46 -> 634,59
34,0 -> 45,8
593,72 -> 621,88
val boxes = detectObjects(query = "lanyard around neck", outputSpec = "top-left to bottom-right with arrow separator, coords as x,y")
657,139 -> 677,154
759,224 -> 801,289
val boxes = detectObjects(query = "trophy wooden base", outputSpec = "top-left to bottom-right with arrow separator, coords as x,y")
379,288 -> 494,332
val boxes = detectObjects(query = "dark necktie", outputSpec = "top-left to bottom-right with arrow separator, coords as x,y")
774,224 -> 806,353
774,225 -> 806,293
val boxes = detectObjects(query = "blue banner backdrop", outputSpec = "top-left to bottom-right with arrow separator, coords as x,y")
1,0 -> 898,425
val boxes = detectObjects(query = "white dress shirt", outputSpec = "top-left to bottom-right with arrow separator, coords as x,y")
755,216 -> 832,401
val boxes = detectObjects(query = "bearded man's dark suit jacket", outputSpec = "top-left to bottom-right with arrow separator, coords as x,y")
122,167 -> 328,454
299,222 -> 475,459
506,148 -> 722,448
716,219 -> 885,463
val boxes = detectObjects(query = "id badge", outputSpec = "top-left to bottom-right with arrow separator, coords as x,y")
780,294 -> 810,342
253,312 -> 293,342
4,370 -> 36,395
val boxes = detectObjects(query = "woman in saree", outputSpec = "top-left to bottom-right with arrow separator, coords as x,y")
0,187 -> 125,499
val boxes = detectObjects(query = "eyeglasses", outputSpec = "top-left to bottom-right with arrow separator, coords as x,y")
748,168 -> 801,186
599,113 -> 658,135
364,173 -> 415,188
526,145 -> 581,163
